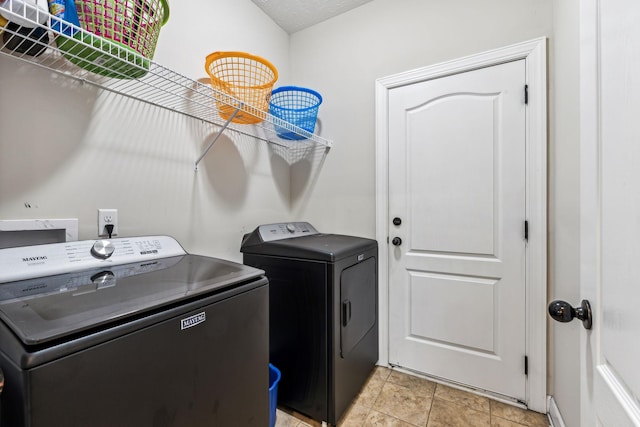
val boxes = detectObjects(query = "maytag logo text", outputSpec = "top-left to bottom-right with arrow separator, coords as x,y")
181,312 -> 206,330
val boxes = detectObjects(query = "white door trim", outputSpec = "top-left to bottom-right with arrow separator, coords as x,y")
579,1 -> 599,423
375,37 -> 547,412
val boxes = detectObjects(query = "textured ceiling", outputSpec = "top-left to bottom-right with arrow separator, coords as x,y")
251,0 -> 373,34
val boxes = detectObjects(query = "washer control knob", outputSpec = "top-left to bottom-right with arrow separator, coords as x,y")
91,240 -> 115,259
286,223 -> 296,233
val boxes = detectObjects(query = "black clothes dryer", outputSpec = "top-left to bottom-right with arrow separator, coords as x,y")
241,222 -> 378,426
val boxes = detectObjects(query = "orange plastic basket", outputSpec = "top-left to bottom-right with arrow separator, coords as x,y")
205,51 -> 278,124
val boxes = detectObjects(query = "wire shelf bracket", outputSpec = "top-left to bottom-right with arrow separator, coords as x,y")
195,106 -> 241,170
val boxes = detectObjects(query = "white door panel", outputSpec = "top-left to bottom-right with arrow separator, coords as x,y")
407,272 -> 497,352
581,0 -> 640,424
406,93 -> 497,255
388,60 -> 527,400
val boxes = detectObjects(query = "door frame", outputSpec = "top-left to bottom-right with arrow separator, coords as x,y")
374,37 -> 547,412
579,1 -> 598,423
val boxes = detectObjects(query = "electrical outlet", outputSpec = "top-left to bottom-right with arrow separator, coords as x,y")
98,209 -> 118,237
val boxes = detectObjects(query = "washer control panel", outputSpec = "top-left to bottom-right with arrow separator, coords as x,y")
257,222 -> 319,242
91,240 -> 116,259
0,236 -> 186,283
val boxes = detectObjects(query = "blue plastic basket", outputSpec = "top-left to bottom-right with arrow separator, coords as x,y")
269,86 -> 322,140
269,364 -> 281,427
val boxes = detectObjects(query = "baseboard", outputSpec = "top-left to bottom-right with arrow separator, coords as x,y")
547,396 -> 567,427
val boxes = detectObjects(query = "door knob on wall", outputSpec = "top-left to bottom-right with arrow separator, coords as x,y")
548,299 -> 593,330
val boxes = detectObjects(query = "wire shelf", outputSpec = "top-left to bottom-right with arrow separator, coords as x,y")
0,1 -> 333,161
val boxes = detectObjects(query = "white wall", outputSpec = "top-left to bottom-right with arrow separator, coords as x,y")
0,0 -> 291,262
0,0 -> 583,421
288,0 -> 554,238
289,0 -> 581,423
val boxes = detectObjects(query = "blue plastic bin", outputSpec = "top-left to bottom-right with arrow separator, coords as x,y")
269,364 -> 281,427
269,86 -> 322,140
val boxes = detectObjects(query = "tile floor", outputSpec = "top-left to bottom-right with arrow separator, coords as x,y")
275,367 -> 550,427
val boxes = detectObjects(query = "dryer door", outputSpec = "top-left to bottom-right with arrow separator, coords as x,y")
340,257 -> 376,357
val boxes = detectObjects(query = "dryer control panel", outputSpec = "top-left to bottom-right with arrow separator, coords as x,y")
256,222 -> 319,242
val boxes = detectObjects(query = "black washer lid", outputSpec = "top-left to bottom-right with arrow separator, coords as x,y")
0,254 -> 264,345
241,233 -> 377,262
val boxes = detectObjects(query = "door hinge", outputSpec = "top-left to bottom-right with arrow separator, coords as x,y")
524,220 -> 529,241
524,355 -> 529,376
524,85 -> 529,105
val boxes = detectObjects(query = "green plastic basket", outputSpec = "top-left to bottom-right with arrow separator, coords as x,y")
56,32 -> 150,78
56,0 -> 169,79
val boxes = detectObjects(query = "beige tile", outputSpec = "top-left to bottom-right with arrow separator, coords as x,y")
491,416 -> 528,427
291,412 -> 322,427
275,409 -> 302,427
364,410 -> 416,427
386,370 -> 437,396
490,401 -> 549,427
371,366 -> 392,382
426,397 -> 490,427
373,382 -> 432,426
277,409 -> 321,427
339,404 -> 371,427
434,384 -> 490,413
355,375 -> 386,408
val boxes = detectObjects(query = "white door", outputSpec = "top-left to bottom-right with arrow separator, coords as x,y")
388,60 -> 527,400
580,0 -> 640,425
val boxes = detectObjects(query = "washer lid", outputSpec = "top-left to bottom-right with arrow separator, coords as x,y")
0,254 -> 264,345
